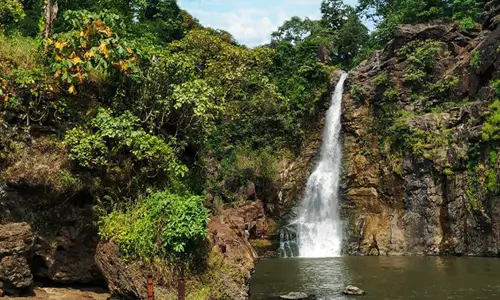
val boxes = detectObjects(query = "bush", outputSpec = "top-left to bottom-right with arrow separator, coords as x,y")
373,72 -> 388,87
482,99 -> 500,141
397,40 -> 444,86
99,189 -> 209,259
218,144 -> 281,201
64,109 -> 187,178
0,0 -> 24,30
44,10 -> 139,94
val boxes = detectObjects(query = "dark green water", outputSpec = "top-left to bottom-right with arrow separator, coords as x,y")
249,257 -> 500,300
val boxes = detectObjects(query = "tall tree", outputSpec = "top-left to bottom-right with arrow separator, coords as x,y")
321,0 -> 349,31
334,8 -> 369,69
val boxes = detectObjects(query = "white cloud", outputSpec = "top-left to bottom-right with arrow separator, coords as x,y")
179,0 -> 360,46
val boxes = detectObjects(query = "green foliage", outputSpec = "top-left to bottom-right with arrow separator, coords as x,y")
482,100 -> 500,141
426,75 -> 459,98
358,0 -> 484,48
271,16 -> 321,44
0,0 -> 25,31
397,40 -> 444,86
99,189 -> 208,258
350,84 -> 362,102
470,50 -> 481,69
373,72 -> 388,87
221,146 -> 279,196
45,10 -> 139,94
0,33 -> 58,122
443,167 -> 454,177
64,109 -> 187,178
333,8 -> 370,69
383,88 -> 399,101
452,0 -> 481,29
466,159 -> 486,212
490,79 -> 500,95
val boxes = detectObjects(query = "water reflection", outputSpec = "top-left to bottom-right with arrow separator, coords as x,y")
250,257 -> 500,300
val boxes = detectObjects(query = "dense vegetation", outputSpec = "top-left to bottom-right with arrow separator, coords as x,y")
0,0 -> 355,262
0,0 -> 494,292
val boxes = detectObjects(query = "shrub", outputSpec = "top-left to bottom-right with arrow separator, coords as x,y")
397,40 -> 443,86
44,10 -> 139,94
99,189 -> 209,259
482,99 -> 500,141
218,144 -> 281,201
64,109 -> 187,178
383,88 -> 399,101
470,50 -> 481,69
373,72 -> 388,87
0,0 -> 24,30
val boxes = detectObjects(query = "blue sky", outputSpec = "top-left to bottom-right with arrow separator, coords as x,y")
178,0 -> 359,47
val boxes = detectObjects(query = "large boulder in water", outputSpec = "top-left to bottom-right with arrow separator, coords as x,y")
268,292 -> 316,299
343,285 -> 365,296
280,292 -> 309,299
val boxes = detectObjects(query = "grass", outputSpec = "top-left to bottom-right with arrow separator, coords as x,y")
1,137 -> 80,193
0,34 -> 41,72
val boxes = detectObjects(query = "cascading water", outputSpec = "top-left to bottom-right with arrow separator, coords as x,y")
279,72 -> 348,258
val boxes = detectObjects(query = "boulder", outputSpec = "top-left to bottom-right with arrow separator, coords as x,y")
94,242 -> 145,300
1,187 -> 104,286
268,292 -> 316,299
279,291 -> 311,299
0,223 -> 35,295
343,285 -> 365,296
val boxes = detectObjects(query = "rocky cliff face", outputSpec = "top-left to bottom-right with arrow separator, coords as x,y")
341,18 -> 500,256
0,182 -> 271,298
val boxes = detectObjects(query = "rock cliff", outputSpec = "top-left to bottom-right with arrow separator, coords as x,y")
341,17 -> 500,255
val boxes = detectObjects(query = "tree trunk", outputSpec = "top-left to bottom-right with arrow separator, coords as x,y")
43,0 -> 58,40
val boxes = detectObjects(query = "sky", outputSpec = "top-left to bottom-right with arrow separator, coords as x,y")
178,0 -> 359,47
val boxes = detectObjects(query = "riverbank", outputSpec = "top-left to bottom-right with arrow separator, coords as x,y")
2,287 -> 109,300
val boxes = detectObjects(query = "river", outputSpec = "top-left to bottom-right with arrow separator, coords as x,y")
250,256 -> 500,300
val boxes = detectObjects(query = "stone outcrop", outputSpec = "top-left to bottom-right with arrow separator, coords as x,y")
0,186 -> 104,295
0,223 -> 34,295
96,201 -> 272,300
342,19 -> 500,256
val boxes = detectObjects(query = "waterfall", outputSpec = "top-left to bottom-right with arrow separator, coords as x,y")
279,72 -> 348,258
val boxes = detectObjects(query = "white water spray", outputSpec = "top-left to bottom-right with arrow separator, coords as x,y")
280,72 -> 347,258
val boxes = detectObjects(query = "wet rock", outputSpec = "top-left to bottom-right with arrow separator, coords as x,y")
343,285 -> 365,296
268,292 -> 316,299
279,291 -> 310,299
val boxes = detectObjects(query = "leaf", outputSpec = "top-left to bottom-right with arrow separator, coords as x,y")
84,49 -> 96,59
68,85 -> 76,94
71,56 -> 83,64
55,41 -> 68,50
99,43 -> 110,59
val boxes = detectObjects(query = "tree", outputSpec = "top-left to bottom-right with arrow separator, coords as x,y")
0,0 -> 25,31
334,8 -> 369,69
321,0 -> 349,31
271,16 -> 321,44
358,0 -> 485,47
